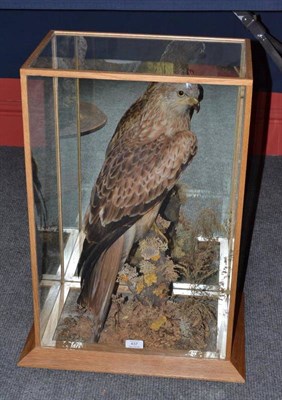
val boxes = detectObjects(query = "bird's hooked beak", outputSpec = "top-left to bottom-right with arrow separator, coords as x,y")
187,97 -> 200,113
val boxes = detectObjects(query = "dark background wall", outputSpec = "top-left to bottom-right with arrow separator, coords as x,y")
0,10 -> 281,92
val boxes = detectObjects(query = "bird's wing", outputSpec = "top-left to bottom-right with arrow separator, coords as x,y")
105,94 -> 146,155
85,129 -> 197,243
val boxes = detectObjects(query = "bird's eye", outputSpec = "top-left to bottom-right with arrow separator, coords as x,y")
178,90 -> 185,97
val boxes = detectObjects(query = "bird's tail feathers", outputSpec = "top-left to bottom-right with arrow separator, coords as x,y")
90,235 -> 124,340
77,228 -> 127,341
77,237 -> 93,277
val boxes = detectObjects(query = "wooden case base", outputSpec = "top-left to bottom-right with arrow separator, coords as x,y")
18,295 -> 245,382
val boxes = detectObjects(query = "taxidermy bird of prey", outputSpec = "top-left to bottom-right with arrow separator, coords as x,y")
77,81 -> 202,340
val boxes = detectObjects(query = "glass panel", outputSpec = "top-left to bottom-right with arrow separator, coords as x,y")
57,78 -> 82,281
27,76 -> 61,341
57,77 -> 79,230
30,34 -> 243,78
31,40 -> 53,69
27,77 -> 60,278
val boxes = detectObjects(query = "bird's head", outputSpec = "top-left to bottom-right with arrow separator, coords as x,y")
148,82 -> 203,116
169,83 -> 202,114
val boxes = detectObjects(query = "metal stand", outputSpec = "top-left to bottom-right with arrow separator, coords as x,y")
234,11 -> 282,72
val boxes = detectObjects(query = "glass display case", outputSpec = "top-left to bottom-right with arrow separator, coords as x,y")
18,31 -> 252,382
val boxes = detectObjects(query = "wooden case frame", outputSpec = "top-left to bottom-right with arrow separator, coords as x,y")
18,31 -> 253,382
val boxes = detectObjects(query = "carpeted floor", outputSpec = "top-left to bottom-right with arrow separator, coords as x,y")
0,146 -> 281,399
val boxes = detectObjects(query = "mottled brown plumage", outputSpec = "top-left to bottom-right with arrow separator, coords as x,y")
77,82 -> 202,341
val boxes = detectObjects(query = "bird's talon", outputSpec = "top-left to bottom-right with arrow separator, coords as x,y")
152,222 -> 168,244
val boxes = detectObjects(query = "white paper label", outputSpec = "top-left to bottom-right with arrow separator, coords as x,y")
125,339 -> 144,349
